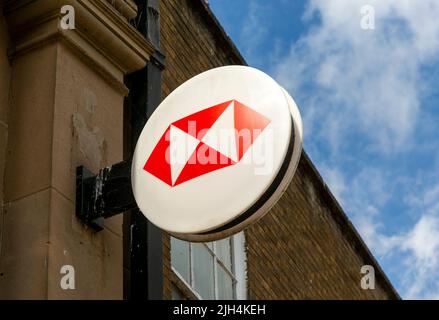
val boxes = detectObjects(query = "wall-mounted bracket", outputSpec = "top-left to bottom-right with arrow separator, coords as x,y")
76,160 -> 137,231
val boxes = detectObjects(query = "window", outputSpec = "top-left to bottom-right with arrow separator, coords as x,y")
171,232 -> 247,300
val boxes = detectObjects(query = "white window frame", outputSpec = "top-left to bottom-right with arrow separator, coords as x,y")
232,231 -> 247,300
171,232 -> 247,300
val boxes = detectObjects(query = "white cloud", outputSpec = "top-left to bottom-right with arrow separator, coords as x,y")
275,0 -> 439,154
403,215 -> 439,265
331,170 -> 439,299
239,2 -> 268,65
355,178 -> 439,299
399,214 -> 439,299
320,165 -> 346,202
354,215 -> 402,257
321,166 -> 402,256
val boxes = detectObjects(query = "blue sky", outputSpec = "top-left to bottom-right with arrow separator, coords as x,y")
209,0 -> 439,299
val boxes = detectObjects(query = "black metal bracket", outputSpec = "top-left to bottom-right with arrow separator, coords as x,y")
150,50 -> 165,70
76,160 -> 137,231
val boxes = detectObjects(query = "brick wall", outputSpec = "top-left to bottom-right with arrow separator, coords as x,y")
0,13 -> 11,253
160,0 -> 243,97
160,0 -> 398,300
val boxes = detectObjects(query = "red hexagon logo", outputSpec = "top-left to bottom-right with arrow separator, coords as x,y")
143,100 -> 271,186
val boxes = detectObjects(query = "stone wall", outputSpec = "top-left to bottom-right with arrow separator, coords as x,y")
0,0 -> 151,299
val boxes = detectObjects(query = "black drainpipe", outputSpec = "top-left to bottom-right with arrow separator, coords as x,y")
123,0 -> 165,300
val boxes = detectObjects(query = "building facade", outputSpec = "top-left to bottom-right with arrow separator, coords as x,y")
0,0 -> 399,299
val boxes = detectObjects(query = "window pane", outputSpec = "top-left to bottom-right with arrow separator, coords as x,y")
171,237 -> 190,283
193,243 -> 214,299
217,264 -> 234,299
215,238 -> 232,270
205,242 -> 213,250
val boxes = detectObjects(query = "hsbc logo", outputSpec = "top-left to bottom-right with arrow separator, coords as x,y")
143,100 -> 272,187
131,66 -> 303,240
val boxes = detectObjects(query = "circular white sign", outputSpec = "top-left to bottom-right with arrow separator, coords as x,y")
131,66 -> 303,241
